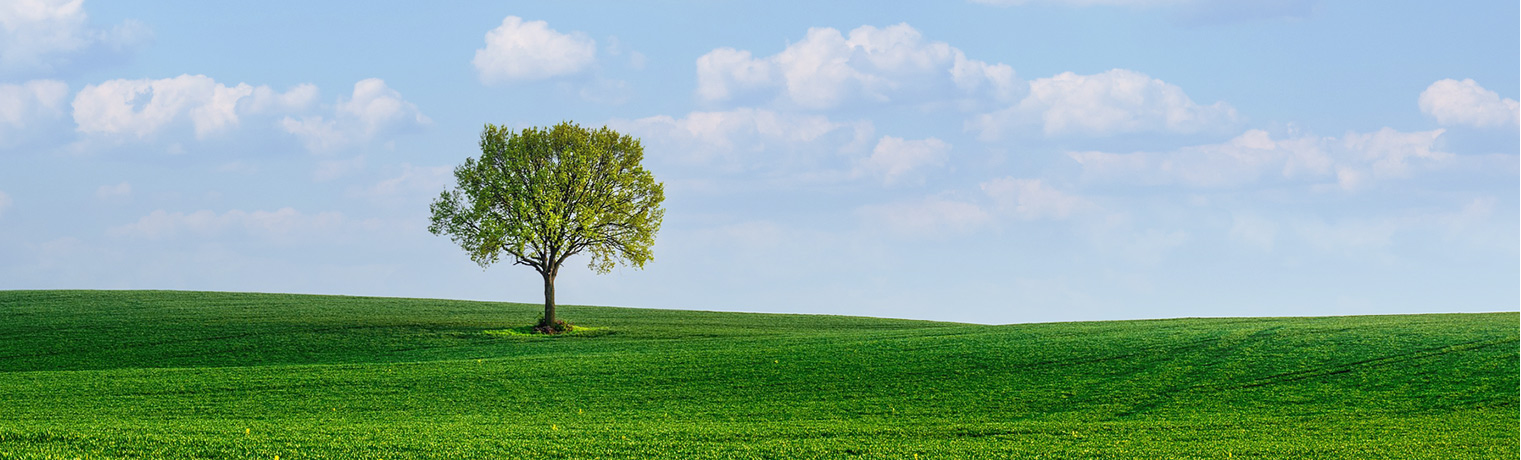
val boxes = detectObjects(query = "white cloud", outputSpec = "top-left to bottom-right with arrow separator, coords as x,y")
1419,78 -> 1519,129
855,136 -> 950,185
279,78 -> 429,153
1335,127 -> 1451,190
610,107 -> 873,167
697,48 -> 774,102
73,74 -> 240,139
108,207 -> 346,241
1068,129 -> 1330,187
94,181 -> 130,200
858,196 -> 990,236
972,69 -> 1238,139
0,0 -> 149,76
71,75 -> 423,153
980,177 -> 1092,220
696,23 -> 1019,110
1067,127 -> 1449,191
0,190 -> 10,217
0,79 -> 68,122
278,116 -> 343,152
72,74 -> 312,140
696,25 -> 1232,142
341,78 -> 427,135
616,110 -> 961,187
0,79 -> 68,144
244,83 -> 318,114
473,16 -> 596,84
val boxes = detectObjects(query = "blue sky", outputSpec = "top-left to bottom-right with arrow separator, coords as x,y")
0,0 -> 1515,324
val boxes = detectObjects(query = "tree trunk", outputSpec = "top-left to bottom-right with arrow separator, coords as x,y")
541,270 -> 557,328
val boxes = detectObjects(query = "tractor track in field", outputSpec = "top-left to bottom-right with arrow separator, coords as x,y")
1217,337 -> 1518,391
998,333 -> 1231,372
1102,336 -> 1518,419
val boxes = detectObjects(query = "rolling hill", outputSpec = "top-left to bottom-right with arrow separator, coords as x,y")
0,290 -> 1515,459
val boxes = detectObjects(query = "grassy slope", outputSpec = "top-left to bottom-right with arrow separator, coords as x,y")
0,290 -> 1515,459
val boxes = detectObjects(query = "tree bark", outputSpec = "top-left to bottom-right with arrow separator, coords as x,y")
541,271 -> 557,328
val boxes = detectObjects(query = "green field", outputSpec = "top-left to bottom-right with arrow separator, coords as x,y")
0,290 -> 1515,459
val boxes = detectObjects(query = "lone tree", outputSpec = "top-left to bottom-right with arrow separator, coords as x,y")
429,122 -> 664,333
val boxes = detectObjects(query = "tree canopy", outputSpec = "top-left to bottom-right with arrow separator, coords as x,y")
429,122 -> 664,331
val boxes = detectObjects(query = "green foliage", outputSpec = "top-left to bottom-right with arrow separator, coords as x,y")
428,122 -> 664,276
532,315 -> 575,334
0,290 -> 1516,459
485,325 -> 611,338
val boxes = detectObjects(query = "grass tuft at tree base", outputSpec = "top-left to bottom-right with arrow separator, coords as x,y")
535,317 -> 574,335
485,323 -> 612,338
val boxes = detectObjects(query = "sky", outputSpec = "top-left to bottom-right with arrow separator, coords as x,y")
0,0 -> 1516,324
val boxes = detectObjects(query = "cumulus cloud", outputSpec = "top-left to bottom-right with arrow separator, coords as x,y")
473,16 -> 597,84
0,79 -> 68,145
1335,127 -> 1451,190
971,69 -> 1239,139
0,0 -> 150,76
696,23 -> 1019,110
857,196 -> 990,236
610,107 -> 873,167
69,74 -> 425,153
695,24 -> 1232,141
336,78 -> 429,133
72,74 -> 316,141
697,48 -> 772,102
616,110 -> 960,187
854,136 -> 950,185
1068,129 -> 1329,187
1066,127 -> 1450,191
280,78 -> 430,152
1419,78 -> 1519,129
244,83 -> 319,114
108,207 -> 346,241
980,177 -> 1092,220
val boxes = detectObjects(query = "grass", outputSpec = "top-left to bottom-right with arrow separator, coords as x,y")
484,324 -> 612,338
0,290 -> 1515,459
